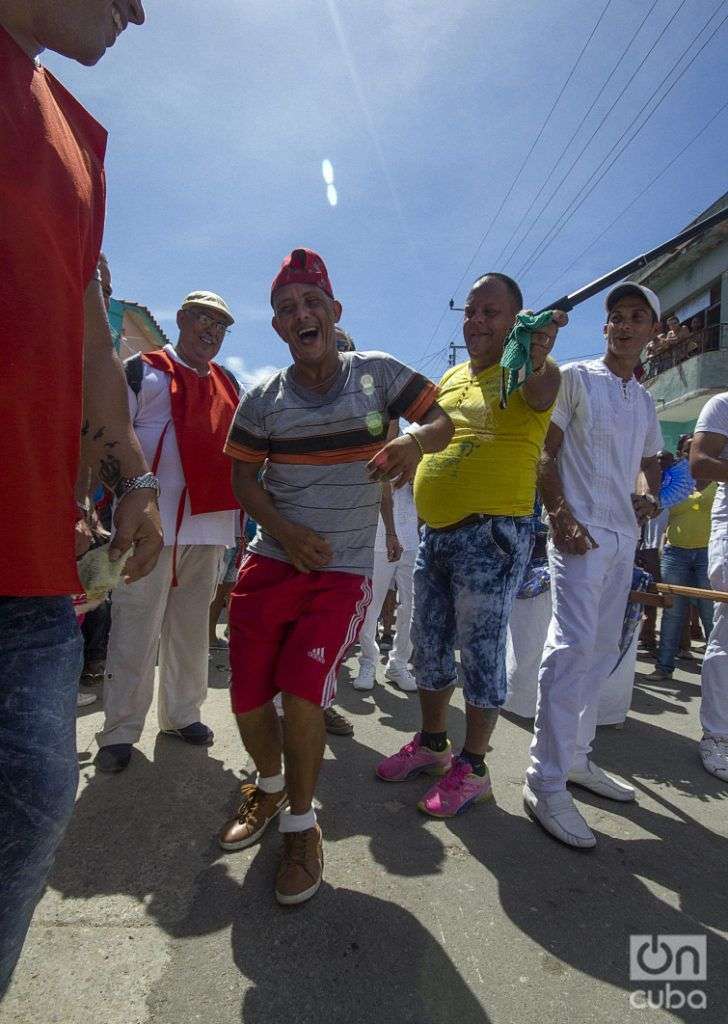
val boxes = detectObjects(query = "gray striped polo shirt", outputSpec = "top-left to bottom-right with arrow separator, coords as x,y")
225,351 -> 437,575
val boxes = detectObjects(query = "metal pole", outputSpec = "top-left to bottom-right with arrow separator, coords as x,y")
537,206 -> 728,314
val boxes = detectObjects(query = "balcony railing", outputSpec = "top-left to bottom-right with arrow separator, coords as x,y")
639,323 -> 728,383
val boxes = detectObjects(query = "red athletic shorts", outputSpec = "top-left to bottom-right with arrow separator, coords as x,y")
228,554 -> 372,714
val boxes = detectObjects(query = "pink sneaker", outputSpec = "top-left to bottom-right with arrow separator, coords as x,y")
376,733 -> 452,783
418,757 -> 493,817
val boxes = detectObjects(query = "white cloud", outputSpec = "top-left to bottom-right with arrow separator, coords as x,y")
224,355 -> 280,390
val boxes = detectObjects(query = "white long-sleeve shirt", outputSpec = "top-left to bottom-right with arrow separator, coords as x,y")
551,358 -> 662,541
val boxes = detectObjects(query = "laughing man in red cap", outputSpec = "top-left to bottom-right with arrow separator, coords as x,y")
219,248 -> 453,905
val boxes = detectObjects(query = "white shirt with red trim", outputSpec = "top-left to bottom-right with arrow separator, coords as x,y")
128,345 -> 236,547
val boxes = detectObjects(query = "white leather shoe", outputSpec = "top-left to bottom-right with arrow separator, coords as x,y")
699,736 -> 728,782
523,784 -> 597,849
384,661 -> 417,692
353,662 -> 375,691
568,761 -> 635,802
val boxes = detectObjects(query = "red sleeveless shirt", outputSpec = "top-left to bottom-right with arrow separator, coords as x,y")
0,28 -> 107,595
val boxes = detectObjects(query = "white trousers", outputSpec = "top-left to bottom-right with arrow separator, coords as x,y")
527,526 -> 634,793
358,547 -> 416,670
98,544 -> 224,747
701,529 -> 728,738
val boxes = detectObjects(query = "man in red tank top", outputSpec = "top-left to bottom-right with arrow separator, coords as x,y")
0,1 -> 163,996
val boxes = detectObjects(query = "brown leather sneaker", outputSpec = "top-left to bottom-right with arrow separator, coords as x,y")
275,824 -> 324,906
218,783 -> 287,851
324,706 -> 354,736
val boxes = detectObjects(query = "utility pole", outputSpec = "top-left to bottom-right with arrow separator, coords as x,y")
448,341 -> 467,367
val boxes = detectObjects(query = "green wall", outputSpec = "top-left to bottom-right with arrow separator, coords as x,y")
660,419 -> 696,454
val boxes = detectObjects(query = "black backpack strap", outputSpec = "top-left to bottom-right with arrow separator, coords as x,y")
124,353 -> 145,397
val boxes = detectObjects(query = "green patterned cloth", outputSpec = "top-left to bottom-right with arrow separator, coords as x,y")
499,309 -> 554,407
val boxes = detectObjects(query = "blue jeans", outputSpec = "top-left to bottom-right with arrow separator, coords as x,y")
657,546 -> 714,674
412,516 -> 533,709
0,597 -> 82,998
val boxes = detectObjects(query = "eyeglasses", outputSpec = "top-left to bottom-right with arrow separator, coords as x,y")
191,311 -> 231,336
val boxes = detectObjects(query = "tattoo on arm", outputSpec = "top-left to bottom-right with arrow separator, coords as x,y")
81,419 -> 90,436
99,452 -> 122,490
93,427 -> 105,441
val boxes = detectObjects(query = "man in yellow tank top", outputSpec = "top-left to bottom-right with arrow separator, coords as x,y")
377,273 -> 564,817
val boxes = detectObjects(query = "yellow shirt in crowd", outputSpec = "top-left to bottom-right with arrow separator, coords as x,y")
665,482 -> 717,549
414,360 -> 554,527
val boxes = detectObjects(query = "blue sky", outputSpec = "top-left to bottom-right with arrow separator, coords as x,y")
45,0 -> 727,386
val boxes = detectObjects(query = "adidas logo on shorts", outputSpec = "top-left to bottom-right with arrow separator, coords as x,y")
307,647 -> 326,664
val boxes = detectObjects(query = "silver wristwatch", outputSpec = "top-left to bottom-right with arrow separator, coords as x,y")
114,472 -> 160,502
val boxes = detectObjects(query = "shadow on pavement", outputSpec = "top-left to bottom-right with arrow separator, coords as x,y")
443,716 -> 728,1021
49,670 -> 728,1023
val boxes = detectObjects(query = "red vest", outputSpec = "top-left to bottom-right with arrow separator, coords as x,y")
142,349 -> 239,514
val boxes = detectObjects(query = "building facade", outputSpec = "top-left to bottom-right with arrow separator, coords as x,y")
630,191 -> 728,452
108,298 -> 169,358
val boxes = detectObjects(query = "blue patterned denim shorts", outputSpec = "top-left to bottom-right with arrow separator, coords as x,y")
411,516 -> 533,709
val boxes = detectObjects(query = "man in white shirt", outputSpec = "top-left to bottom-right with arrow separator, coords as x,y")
95,291 -> 239,772
353,468 -> 419,693
525,283 -> 663,848
690,393 -> 728,781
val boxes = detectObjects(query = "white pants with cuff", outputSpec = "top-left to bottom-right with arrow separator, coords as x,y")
98,544 -> 224,747
701,529 -> 728,738
527,526 -> 634,794
358,547 -> 416,671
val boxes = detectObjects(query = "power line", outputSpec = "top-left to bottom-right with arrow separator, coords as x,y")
446,0 -> 613,299
493,0 -> 662,272
420,321 -> 461,376
418,342 -> 451,374
416,0 -> 613,368
516,0 -> 728,280
532,97 -> 728,309
505,0 -> 689,275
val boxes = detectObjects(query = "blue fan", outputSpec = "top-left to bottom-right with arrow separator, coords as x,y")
659,459 -> 695,509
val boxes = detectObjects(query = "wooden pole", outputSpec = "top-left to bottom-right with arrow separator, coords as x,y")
630,582 -> 728,606
629,590 -> 672,608
655,582 -> 728,603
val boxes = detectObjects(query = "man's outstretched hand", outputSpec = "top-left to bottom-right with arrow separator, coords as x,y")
367,434 -> 422,489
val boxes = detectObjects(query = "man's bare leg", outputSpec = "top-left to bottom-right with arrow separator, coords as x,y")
281,693 -> 326,814
218,702 -> 286,852
235,701 -> 283,779
463,705 -> 499,757
418,685 -> 454,734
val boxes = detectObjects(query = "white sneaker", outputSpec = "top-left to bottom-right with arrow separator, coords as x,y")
353,662 -> 376,691
77,691 -> 97,707
699,736 -> 728,782
523,784 -> 596,849
384,660 -> 417,692
568,761 -> 635,802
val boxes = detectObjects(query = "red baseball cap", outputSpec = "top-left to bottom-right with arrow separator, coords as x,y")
270,248 -> 334,306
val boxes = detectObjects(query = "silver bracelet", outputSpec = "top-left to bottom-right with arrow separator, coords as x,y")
114,472 -> 160,502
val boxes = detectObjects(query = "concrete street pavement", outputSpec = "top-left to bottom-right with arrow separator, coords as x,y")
4,644 -> 728,1024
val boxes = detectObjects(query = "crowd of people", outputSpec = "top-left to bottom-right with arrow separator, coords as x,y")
641,310 -> 712,378
3,0 -> 728,1002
